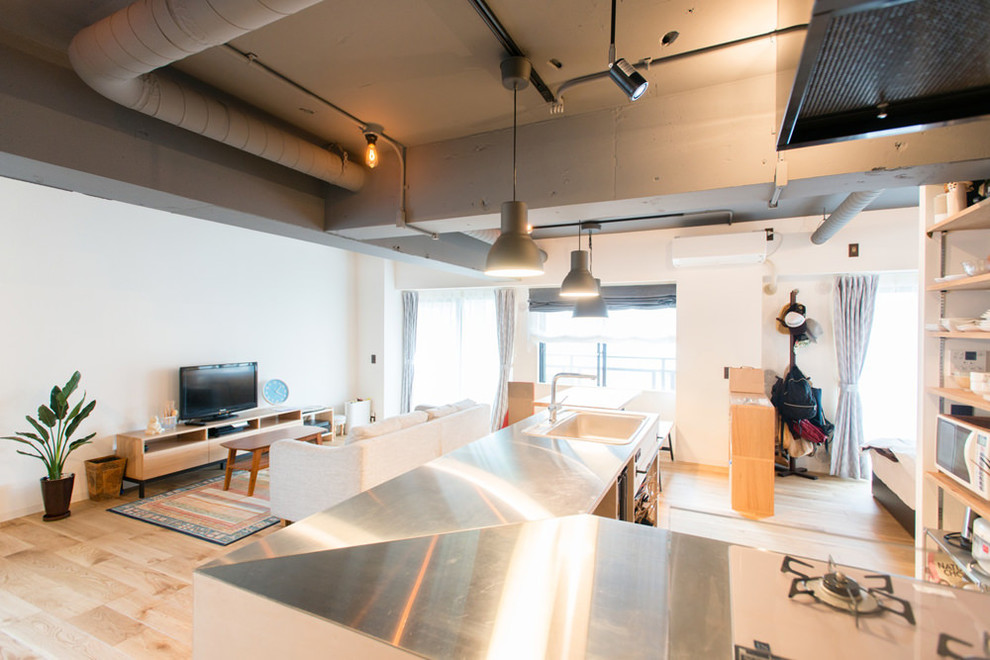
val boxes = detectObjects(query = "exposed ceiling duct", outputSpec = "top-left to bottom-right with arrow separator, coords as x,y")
67,0 -> 365,191
810,190 -> 884,244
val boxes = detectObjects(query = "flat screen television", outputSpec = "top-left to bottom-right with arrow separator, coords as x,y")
179,362 -> 258,423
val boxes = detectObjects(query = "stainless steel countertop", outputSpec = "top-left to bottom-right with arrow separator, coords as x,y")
210,407 -> 658,566
202,514 -> 712,659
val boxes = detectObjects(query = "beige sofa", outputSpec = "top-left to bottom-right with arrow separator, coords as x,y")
269,401 -> 491,522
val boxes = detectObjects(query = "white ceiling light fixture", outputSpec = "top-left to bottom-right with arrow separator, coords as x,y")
607,0 -> 649,101
560,222 -> 600,298
573,223 -> 608,318
485,57 -> 544,278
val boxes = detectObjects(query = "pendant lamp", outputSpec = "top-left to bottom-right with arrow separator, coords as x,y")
573,279 -> 609,317
485,57 -> 544,278
573,223 -> 609,318
560,224 -> 599,298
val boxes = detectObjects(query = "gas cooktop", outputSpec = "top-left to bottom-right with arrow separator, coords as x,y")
730,547 -> 990,659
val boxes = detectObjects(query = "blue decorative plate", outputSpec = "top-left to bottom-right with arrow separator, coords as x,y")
263,379 -> 289,405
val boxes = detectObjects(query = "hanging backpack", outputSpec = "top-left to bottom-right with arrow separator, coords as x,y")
771,364 -> 818,422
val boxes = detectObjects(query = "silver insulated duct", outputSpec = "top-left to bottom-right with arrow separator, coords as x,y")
810,190 -> 883,245
68,0 -> 365,191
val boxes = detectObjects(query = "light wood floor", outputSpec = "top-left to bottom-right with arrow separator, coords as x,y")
658,459 -> 917,576
0,461 -> 915,658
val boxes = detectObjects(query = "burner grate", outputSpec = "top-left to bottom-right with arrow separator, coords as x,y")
781,556 -> 915,627
938,632 -> 990,660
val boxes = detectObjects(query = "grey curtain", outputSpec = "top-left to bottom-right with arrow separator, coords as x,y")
491,288 -> 516,431
830,274 -> 879,479
400,291 -> 418,413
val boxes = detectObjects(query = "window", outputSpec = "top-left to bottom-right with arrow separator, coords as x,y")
859,272 -> 919,445
411,289 -> 499,408
530,286 -> 676,391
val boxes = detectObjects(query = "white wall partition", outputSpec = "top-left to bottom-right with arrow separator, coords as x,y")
0,176 -> 355,521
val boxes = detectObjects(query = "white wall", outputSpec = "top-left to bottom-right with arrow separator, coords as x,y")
393,206 -> 919,468
352,255 -> 403,420
0,176 -> 356,521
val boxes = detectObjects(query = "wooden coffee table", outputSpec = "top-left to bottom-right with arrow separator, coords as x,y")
221,425 -> 323,496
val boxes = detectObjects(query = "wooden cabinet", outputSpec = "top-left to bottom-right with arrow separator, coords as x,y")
116,408 -> 302,496
922,193 -> 990,585
728,367 -> 775,519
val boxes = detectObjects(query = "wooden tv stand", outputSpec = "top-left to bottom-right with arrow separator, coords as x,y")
116,408 -> 302,497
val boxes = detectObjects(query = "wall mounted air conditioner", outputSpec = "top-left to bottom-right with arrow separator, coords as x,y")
671,232 -> 768,268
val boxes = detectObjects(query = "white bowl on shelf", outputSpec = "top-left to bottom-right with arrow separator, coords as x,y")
941,317 -> 975,332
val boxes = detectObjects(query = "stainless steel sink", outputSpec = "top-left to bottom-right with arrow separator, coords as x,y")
525,410 -> 648,445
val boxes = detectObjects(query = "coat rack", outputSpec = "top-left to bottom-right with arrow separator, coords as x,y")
776,289 -> 818,480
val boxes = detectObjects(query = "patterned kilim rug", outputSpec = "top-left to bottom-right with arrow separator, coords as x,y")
109,470 -> 279,545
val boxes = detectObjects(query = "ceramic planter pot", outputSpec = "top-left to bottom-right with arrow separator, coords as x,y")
40,473 -> 74,521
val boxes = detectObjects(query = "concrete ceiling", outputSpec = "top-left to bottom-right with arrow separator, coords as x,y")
2,0 -> 989,273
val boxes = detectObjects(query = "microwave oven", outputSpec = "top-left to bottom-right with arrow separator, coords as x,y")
935,415 -> 990,499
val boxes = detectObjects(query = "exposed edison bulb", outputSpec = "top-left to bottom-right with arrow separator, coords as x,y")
365,134 -> 379,169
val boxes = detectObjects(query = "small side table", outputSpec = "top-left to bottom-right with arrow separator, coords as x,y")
221,425 -> 323,496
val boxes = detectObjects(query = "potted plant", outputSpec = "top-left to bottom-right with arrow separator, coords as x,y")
2,371 -> 97,521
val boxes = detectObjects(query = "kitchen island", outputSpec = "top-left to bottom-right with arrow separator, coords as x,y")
193,408 -> 990,658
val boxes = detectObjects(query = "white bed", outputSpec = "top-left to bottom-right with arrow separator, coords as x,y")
863,437 -> 916,537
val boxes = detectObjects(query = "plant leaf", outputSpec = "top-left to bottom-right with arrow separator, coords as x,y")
65,399 -> 96,439
15,448 -> 45,460
68,436 -> 94,451
3,435 -> 41,450
26,416 -> 50,442
51,386 -> 68,419
66,398 -> 84,422
62,371 -> 81,400
37,405 -> 56,427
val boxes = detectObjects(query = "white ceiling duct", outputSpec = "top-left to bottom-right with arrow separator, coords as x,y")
810,190 -> 883,245
67,0 -> 365,191
462,229 -> 502,244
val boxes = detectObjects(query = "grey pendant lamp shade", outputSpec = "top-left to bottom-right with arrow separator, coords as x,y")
573,279 -> 609,317
559,223 -> 598,298
559,250 -> 598,297
485,201 -> 544,277
484,57 -> 544,278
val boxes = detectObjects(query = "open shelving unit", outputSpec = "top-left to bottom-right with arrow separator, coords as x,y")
116,407 -> 302,497
921,190 -> 990,589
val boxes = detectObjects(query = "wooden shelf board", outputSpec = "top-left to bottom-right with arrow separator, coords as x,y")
926,331 -> 990,339
926,471 -> 990,519
928,197 -> 990,234
927,272 -> 990,292
928,386 -> 990,410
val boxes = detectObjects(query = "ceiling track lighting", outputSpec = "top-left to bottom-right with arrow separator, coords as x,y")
485,57 -> 545,278
573,222 -> 608,318
607,0 -> 648,101
560,222 -> 600,298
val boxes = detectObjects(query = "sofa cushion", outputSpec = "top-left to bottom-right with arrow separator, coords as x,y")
359,422 -> 443,489
349,416 -> 402,441
451,398 -> 477,411
425,404 -> 457,420
437,404 -> 492,454
394,410 -> 429,428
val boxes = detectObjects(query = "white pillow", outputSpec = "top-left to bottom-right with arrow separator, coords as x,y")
395,411 -> 428,428
349,416 -> 402,440
425,405 -> 457,420
450,399 -> 476,411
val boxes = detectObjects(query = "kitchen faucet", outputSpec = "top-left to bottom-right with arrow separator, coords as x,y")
549,372 -> 597,423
